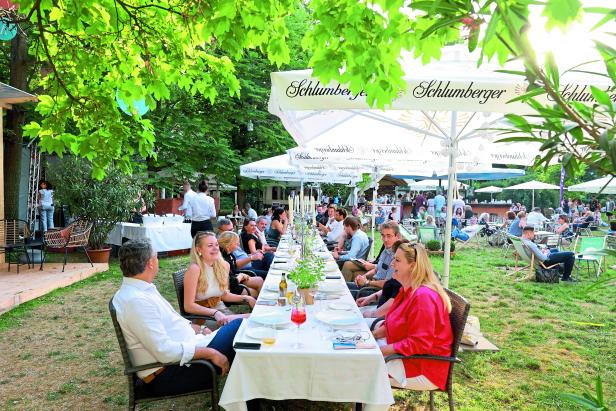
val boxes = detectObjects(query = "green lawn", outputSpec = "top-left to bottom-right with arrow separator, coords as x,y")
0,238 -> 614,410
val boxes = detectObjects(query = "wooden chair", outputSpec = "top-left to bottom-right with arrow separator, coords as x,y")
108,299 -> 219,411
0,219 -> 30,272
382,288 -> 470,411
510,236 -> 560,279
43,219 -> 94,272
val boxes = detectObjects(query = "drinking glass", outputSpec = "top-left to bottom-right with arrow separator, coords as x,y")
261,324 -> 277,348
290,299 -> 307,349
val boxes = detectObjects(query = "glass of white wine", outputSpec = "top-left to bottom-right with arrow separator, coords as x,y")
261,324 -> 277,348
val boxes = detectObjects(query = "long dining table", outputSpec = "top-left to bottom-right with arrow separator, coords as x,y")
219,233 -> 394,410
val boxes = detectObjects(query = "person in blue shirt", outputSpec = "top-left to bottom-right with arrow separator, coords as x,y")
521,226 -> 575,281
333,216 -> 370,264
508,211 -> 526,237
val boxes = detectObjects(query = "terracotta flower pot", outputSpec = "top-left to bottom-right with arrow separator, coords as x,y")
298,288 -> 316,305
87,247 -> 112,264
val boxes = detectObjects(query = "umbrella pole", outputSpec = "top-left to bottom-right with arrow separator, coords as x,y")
532,189 -> 535,209
442,112 -> 458,289
371,168 -> 378,259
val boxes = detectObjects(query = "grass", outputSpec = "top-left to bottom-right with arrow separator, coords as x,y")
0,237 -> 615,410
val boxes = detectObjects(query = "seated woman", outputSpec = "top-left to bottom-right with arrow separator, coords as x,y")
417,206 -> 428,221
184,232 -> 254,327
555,214 -> 574,245
218,231 -> 264,295
572,210 -> 594,233
423,215 -> 436,228
372,241 -> 453,391
266,207 -> 288,246
231,204 -> 242,217
241,219 -> 274,272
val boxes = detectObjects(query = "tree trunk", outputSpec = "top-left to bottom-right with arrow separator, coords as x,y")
4,29 -> 29,220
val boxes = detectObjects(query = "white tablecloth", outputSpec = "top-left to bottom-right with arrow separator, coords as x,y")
107,222 -> 192,252
219,235 -> 393,410
142,214 -> 185,225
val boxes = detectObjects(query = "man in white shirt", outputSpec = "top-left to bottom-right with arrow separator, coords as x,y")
326,207 -> 347,243
255,216 -> 277,253
526,207 -> 547,228
318,205 -> 337,238
177,182 -> 197,220
112,239 -> 242,396
244,203 -> 258,220
189,181 -> 217,237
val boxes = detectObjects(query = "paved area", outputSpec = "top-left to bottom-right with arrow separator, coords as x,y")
0,262 -> 108,313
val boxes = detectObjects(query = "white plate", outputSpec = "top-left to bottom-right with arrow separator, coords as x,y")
245,327 -> 272,340
251,311 -> 290,326
264,283 -> 281,292
316,310 -> 361,326
318,282 -> 345,293
260,291 -> 279,300
328,302 -> 354,311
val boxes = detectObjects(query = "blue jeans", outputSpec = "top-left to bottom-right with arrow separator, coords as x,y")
40,205 -> 54,232
545,251 -> 575,279
251,251 -> 274,272
144,318 -> 243,396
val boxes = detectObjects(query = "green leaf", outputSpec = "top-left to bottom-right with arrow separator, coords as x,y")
507,87 -> 546,103
542,0 -> 582,30
545,52 -> 559,89
590,85 -> 614,112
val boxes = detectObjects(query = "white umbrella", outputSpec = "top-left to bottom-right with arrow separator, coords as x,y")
475,185 -> 503,201
568,176 -> 616,195
269,45 -> 611,287
503,180 -> 561,209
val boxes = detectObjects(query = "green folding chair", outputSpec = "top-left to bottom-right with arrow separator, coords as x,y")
573,236 -> 606,278
417,226 -> 439,246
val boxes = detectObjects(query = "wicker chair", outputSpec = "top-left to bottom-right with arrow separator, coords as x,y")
371,289 -> 470,411
0,219 -> 31,272
109,299 -> 219,411
43,219 -> 94,272
172,268 -> 217,324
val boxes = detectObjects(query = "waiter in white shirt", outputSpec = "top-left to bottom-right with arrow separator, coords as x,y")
189,181 -> 217,237
244,202 -> 258,220
112,239 -> 242,397
177,181 -> 197,221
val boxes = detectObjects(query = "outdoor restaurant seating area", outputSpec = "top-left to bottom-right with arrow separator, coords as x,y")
1,2 -> 615,410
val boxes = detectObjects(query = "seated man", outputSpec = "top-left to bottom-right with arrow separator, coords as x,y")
332,216 -> 370,268
323,207 -> 347,248
112,239 -> 241,396
572,210 -> 594,233
217,219 -> 267,278
255,216 -> 277,253
342,221 -> 400,291
318,205 -> 337,237
521,226 -> 575,282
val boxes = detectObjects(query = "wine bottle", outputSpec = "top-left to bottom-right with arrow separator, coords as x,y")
279,273 -> 288,300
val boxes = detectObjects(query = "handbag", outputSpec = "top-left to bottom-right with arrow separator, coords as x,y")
535,266 -> 560,283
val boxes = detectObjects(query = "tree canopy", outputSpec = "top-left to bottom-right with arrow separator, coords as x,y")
4,0 -> 614,184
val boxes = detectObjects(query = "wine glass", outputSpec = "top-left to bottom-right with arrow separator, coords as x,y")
290,296 -> 307,349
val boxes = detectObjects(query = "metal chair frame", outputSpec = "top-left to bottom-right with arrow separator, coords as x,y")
42,219 -> 94,272
0,219 -> 31,273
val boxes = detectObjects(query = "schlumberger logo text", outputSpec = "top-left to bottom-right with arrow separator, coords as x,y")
551,85 -> 616,103
412,80 -> 507,104
285,79 -> 367,100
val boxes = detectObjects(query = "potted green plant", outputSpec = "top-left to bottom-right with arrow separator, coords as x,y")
426,239 -> 442,254
49,157 -> 143,263
442,238 -> 456,257
288,256 -> 326,304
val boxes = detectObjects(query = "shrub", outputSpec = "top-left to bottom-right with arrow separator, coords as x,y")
426,240 -> 442,251
443,238 -> 456,252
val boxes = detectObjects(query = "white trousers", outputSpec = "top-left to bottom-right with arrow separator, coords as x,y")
377,338 -> 439,391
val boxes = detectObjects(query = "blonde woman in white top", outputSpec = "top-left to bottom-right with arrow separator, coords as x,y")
183,232 -> 252,326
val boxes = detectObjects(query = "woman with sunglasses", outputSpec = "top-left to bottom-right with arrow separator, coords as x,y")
184,232 -> 253,327
241,218 -> 274,272
372,241 -> 453,391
